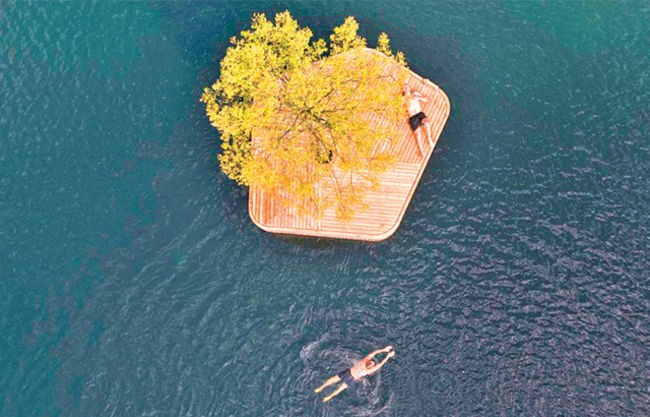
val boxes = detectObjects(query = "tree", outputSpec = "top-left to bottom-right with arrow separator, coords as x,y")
201,11 -> 408,219
329,16 -> 366,54
376,32 -> 408,67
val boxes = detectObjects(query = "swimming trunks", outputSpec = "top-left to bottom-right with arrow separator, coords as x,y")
408,111 -> 427,131
337,368 -> 357,387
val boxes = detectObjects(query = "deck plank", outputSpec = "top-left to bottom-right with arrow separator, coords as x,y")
248,48 -> 450,241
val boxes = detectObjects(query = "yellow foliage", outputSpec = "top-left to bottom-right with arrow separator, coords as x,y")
202,11 -> 409,219
395,51 -> 408,67
330,16 -> 367,55
376,32 -> 408,68
377,32 -> 391,56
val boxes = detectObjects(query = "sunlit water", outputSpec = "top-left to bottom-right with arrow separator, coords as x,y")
1,1 -> 648,416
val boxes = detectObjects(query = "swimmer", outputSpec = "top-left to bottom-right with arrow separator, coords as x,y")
403,84 -> 434,157
314,345 -> 396,403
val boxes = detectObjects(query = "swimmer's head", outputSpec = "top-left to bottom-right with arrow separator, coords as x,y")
366,360 -> 376,369
402,85 -> 411,96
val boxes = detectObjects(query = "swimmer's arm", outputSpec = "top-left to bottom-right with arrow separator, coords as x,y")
369,351 -> 395,374
362,351 -> 383,362
379,350 -> 396,366
365,346 -> 393,360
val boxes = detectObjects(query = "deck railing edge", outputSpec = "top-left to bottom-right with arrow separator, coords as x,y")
368,76 -> 452,242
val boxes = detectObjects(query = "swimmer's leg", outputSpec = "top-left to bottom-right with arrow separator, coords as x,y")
314,376 -> 341,393
323,382 -> 348,403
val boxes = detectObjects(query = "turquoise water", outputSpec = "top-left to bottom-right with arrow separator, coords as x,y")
1,1 -> 648,416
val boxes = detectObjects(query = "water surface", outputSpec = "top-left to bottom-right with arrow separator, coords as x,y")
1,1 -> 648,416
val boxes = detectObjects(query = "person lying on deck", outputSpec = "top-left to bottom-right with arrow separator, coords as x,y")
314,346 -> 395,403
403,84 -> 434,157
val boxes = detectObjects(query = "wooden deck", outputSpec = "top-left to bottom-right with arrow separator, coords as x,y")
249,49 -> 450,241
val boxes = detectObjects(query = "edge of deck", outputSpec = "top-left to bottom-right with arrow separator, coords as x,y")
248,50 -> 451,241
